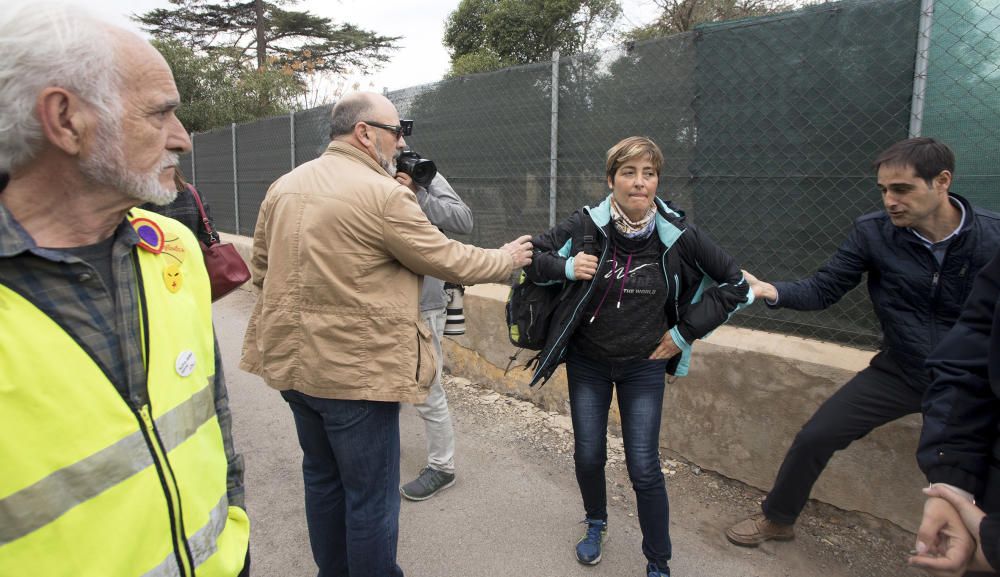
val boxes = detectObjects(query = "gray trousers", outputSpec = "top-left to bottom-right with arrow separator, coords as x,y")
415,307 -> 456,473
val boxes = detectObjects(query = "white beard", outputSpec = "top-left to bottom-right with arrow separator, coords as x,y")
80,114 -> 178,206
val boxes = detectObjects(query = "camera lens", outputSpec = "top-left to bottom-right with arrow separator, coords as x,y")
410,162 -> 436,187
396,149 -> 437,188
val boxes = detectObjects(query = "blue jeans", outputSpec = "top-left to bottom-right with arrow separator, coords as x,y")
567,350 -> 672,568
281,390 -> 404,577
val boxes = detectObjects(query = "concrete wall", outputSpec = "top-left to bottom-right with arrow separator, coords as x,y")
224,234 -> 924,532
447,284 -> 925,532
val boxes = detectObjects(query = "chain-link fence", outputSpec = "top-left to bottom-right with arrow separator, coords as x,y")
184,0 -> 1000,349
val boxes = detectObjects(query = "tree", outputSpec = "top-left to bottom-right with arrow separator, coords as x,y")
443,0 -> 622,76
136,0 -> 399,77
153,38 -> 303,132
629,0 -> 805,39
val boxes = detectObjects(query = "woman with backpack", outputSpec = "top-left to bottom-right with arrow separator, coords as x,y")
524,136 -> 754,577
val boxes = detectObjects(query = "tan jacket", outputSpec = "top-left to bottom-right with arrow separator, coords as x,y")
240,141 -> 513,403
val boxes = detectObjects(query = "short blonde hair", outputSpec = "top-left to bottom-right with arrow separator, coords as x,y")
605,136 -> 663,183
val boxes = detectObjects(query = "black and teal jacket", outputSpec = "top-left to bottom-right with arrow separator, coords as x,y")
524,195 -> 753,387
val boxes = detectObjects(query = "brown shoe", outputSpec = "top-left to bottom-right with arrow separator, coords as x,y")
725,513 -> 795,547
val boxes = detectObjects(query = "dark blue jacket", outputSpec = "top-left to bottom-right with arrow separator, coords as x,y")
770,193 -> 1000,384
918,247 -> 1000,570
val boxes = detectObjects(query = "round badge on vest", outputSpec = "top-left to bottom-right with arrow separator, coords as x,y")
130,217 -> 165,254
175,350 -> 196,377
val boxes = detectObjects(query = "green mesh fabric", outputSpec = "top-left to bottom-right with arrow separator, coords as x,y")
922,0 -> 1000,211
182,0 -> 1000,348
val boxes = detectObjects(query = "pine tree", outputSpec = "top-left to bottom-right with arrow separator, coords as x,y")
136,0 -> 399,76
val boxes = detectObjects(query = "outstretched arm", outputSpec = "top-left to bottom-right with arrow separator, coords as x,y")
768,223 -> 869,310
525,210 -> 588,284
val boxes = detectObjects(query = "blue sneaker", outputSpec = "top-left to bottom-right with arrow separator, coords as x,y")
646,562 -> 670,576
575,518 -> 607,565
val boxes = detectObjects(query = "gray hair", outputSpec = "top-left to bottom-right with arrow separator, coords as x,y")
0,2 -> 122,173
328,94 -> 376,139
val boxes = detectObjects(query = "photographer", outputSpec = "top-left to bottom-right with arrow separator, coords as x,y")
395,158 -> 472,501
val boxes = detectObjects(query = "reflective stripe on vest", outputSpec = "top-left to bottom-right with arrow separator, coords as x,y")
142,495 -> 232,577
0,209 -> 249,577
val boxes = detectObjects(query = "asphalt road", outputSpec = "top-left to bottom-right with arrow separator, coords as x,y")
215,288 -> 911,577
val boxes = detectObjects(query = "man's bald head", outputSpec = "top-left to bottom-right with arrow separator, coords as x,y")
327,91 -> 406,175
329,92 -> 398,140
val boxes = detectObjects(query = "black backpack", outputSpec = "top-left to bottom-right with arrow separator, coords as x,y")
505,216 -> 597,351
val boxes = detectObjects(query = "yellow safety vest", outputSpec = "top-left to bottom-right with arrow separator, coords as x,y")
0,209 -> 249,577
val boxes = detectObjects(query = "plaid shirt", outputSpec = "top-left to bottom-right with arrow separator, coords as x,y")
0,202 -> 244,508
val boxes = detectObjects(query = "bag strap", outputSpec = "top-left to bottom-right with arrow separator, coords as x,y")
582,212 -> 597,255
187,184 -> 219,245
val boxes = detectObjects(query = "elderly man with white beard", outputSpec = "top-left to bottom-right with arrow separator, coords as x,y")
0,3 -> 250,576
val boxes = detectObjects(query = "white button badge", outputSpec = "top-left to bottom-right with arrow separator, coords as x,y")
175,350 -> 196,377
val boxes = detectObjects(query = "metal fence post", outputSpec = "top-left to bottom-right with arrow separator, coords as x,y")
232,122 -> 240,235
549,50 -> 560,228
189,132 -> 197,187
909,0 -> 936,137
290,112 -> 296,170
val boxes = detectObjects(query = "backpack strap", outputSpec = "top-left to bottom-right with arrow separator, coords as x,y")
582,212 -> 597,255
503,348 -> 541,376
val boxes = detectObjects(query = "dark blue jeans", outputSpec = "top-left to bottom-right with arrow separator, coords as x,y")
281,390 -> 404,577
566,350 -> 672,568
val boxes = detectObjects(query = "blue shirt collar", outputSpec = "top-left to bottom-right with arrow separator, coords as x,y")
908,195 -> 966,248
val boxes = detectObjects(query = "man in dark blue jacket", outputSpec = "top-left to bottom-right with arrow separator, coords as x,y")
726,137 -> 1000,547
908,247 -> 1000,576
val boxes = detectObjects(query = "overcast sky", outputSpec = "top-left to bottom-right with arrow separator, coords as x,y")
91,0 -> 661,94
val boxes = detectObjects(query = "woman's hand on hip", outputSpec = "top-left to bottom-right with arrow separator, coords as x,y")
649,331 -> 681,360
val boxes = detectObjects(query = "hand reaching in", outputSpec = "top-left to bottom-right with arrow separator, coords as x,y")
908,494 -> 977,576
501,235 -> 534,270
909,486 -> 992,576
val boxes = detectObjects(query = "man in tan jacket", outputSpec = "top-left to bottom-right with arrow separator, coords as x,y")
241,92 -> 532,577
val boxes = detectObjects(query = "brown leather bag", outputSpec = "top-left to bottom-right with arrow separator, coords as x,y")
189,185 -> 251,301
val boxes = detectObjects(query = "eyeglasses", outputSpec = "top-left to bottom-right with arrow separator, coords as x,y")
361,119 -> 413,140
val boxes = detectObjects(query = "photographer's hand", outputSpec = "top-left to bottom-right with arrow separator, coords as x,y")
395,172 -> 419,193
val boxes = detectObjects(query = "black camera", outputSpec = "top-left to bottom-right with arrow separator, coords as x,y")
396,149 -> 437,188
